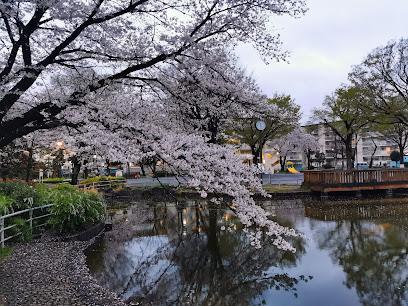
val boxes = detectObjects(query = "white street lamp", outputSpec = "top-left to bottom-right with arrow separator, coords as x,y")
255,120 -> 266,131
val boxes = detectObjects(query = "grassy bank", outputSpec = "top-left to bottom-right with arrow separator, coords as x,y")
0,247 -> 12,262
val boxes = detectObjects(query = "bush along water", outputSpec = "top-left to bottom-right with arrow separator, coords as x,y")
11,217 -> 33,242
0,194 -> 14,215
0,181 -> 37,211
43,184 -> 105,233
0,182 -> 105,234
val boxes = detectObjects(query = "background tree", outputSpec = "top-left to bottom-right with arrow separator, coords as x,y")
381,123 -> 408,164
312,86 -> 372,169
273,128 -> 317,172
313,151 -> 326,169
301,127 -> 320,170
350,39 -> 408,126
231,95 -> 301,165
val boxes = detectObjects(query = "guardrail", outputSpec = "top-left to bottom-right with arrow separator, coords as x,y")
78,179 -> 126,190
0,204 -> 53,248
303,169 -> 408,186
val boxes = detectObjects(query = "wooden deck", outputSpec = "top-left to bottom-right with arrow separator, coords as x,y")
303,169 -> 408,193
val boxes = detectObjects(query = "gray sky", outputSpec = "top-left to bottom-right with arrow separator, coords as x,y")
236,0 -> 408,122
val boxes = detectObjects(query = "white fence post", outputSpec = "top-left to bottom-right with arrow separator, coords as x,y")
1,204 -> 53,248
0,218 -> 4,248
29,208 -> 33,230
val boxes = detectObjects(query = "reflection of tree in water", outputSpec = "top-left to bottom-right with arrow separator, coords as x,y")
317,219 -> 408,306
89,201 -> 309,306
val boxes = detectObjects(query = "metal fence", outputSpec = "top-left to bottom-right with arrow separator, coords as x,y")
0,204 -> 53,248
261,173 -> 304,185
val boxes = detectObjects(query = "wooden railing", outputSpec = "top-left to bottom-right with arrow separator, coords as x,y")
78,179 -> 126,190
0,204 -> 53,248
303,169 -> 408,186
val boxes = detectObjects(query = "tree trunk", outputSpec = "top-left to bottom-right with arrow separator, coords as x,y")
306,149 -> 312,170
368,138 -> 377,168
345,136 -> 354,170
251,146 -> 259,165
70,156 -> 81,185
127,162 -> 131,178
140,163 -> 146,176
83,160 -> 89,179
105,158 -> 110,176
399,145 -> 404,164
25,147 -> 33,182
280,156 -> 286,172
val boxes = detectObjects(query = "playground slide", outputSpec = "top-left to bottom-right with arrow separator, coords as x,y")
287,167 -> 299,174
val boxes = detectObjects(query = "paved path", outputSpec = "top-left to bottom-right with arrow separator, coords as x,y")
126,173 -> 304,187
0,242 -> 125,306
261,173 -> 304,185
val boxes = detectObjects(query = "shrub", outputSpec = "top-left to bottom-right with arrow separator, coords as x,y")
11,217 -> 32,242
0,195 -> 14,215
41,178 -> 68,184
47,184 -> 105,233
1,182 -> 105,234
0,247 -> 12,261
34,184 -> 52,206
0,182 -> 36,210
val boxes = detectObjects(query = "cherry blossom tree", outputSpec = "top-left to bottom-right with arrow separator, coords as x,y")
0,0 -> 307,147
273,128 -> 319,171
301,131 -> 320,170
159,48 -> 269,144
0,130 -> 58,180
52,86 -> 299,249
0,0 -> 309,250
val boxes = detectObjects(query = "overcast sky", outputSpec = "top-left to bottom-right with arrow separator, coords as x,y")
236,0 -> 408,122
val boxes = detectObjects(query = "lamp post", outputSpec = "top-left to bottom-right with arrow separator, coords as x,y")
255,120 -> 266,184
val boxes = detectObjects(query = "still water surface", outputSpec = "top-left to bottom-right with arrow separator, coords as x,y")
86,199 -> 408,306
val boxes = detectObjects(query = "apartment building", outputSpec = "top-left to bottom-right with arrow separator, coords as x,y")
239,123 -> 403,172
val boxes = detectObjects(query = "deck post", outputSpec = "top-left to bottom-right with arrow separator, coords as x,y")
386,189 -> 393,198
355,190 -> 362,198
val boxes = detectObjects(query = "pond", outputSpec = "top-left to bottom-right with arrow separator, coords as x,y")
86,198 -> 408,306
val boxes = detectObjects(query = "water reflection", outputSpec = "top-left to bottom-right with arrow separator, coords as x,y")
87,199 -> 408,306
87,201 -> 307,305
317,219 -> 408,306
